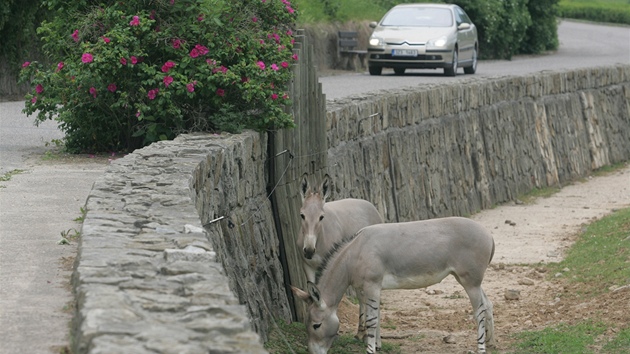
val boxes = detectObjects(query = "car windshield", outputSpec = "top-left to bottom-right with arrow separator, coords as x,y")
380,7 -> 453,27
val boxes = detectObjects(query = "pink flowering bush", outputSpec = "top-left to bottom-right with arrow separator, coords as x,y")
19,0 -> 298,152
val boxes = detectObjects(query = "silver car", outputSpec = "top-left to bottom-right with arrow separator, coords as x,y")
367,3 -> 478,76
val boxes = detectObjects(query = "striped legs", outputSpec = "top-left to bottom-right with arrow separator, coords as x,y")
364,292 -> 381,354
468,287 -> 494,354
355,289 -> 367,343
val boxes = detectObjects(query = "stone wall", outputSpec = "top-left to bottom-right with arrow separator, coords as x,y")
325,66 -> 630,222
72,65 -> 630,353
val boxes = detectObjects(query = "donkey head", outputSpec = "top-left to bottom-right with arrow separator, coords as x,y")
292,282 -> 339,354
299,174 -> 331,260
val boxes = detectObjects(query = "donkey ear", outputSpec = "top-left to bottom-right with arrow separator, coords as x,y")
291,285 -> 312,303
300,173 -> 309,200
320,175 -> 331,201
306,281 -> 322,305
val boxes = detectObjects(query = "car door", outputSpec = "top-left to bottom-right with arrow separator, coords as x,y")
454,6 -> 475,62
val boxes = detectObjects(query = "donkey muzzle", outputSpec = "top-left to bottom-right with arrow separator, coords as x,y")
303,247 -> 315,260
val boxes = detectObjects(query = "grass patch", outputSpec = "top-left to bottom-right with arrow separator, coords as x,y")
265,320 -> 401,353
547,208 -> 630,294
510,207 -> 630,352
602,326 -> 630,353
517,185 -> 562,204
512,321 -> 607,354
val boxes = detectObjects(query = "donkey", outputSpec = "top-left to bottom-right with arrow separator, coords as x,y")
292,217 -> 495,354
298,174 -> 383,340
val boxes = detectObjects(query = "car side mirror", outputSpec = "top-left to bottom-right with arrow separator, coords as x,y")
458,23 -> 471,30
369,21 -> 378,28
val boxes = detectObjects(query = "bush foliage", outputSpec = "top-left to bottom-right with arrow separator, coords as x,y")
559,0 -> 630,25
19,0 -> 298,153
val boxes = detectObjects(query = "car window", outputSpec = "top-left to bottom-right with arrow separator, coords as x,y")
455,7 -> 472,25
381,7 -> 453,27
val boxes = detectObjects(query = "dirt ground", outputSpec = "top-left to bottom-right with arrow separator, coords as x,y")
336,164 -> 630,353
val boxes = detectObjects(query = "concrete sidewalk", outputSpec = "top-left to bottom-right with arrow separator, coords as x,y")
0,101 -> 108,353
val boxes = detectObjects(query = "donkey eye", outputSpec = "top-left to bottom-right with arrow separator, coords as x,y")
319,215 -> 324,221
313,323 -> 321,330
300,213 -> 305,220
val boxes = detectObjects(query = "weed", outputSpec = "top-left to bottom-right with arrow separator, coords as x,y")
74,207 -> 87,223
0,169 -> 25,182
265,319 -> 401,353
58,228 -> 80,245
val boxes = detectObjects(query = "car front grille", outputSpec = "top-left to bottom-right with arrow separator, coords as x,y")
370,54 -> 443,61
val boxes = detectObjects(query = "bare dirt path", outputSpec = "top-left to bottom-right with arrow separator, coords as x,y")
337,163 -> 630,353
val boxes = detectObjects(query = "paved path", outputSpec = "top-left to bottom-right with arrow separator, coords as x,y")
0,101 -> 108,354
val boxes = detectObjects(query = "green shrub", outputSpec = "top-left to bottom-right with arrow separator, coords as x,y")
454,0 -> 532,59
520,0 -> 559,54
19,0 -> 298,153
559,0 -> 630,25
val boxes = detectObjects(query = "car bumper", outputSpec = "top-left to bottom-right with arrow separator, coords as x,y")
367,48 -> 453,69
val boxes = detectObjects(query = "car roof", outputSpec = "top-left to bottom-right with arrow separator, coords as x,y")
392,3 -> 456,9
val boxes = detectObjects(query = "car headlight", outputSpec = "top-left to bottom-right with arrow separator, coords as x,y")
369,37 -> 383,46
427,36 -> 448,49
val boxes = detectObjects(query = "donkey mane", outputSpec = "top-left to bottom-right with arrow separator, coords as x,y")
314,231 -> 360,284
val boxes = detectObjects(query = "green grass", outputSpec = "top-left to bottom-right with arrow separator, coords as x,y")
512,321 -> 607,354
509,207 -> 630,353
559,0 -> 630,25
547,207 -> 630,294
265,320 -> 401,353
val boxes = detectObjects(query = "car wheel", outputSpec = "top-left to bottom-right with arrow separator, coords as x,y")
444,48 -> 458,76
369,66 -> 382,76
464,46 -> 477,74
393,67 -> 405,75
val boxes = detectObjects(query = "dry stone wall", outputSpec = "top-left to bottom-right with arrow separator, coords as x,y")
72,65 -> 630,353
325,66 -> 630,222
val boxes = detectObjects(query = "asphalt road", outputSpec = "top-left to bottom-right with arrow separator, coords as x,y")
320,20 -> 630,100
0,19 -> 628,354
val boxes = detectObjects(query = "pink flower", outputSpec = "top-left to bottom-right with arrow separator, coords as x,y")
286,30 -> 293,36
271,93 -> 279,100
107,83 -> 117,92
281,61 -> 289,68
130,15 -> 140,26
206,59 -> 216,66
252,17 -> 258,22
189,48 -> 200,58
31,96 -> 37,104
136,111 -> 141,117
150,10 -> 156,20
81,53 -> 93,63
186,81 -> 196,92
292,53 -> 298,61
271,63 -> 279,71
161,61 -> 176,72
163,76 -> 173,87
56,62 -> 64,72
22,61 -> 30,68
197,14 -> 204,21
286,5 -> 294,14
35,84 -> 44,94
194,44 -> 209,55
89,87 -> 97,98
172,39 -> 182,49
256,61 -> 265,70
170,0 -> 175,4
72,29 -> 79,42
120,57 -> 127,65
130,56 -> 138,65
148,88 -> 159,100
102,36 -> 110,43
216,88 -> 225,97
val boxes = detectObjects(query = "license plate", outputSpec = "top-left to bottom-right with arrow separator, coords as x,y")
392,49 -> 417,57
